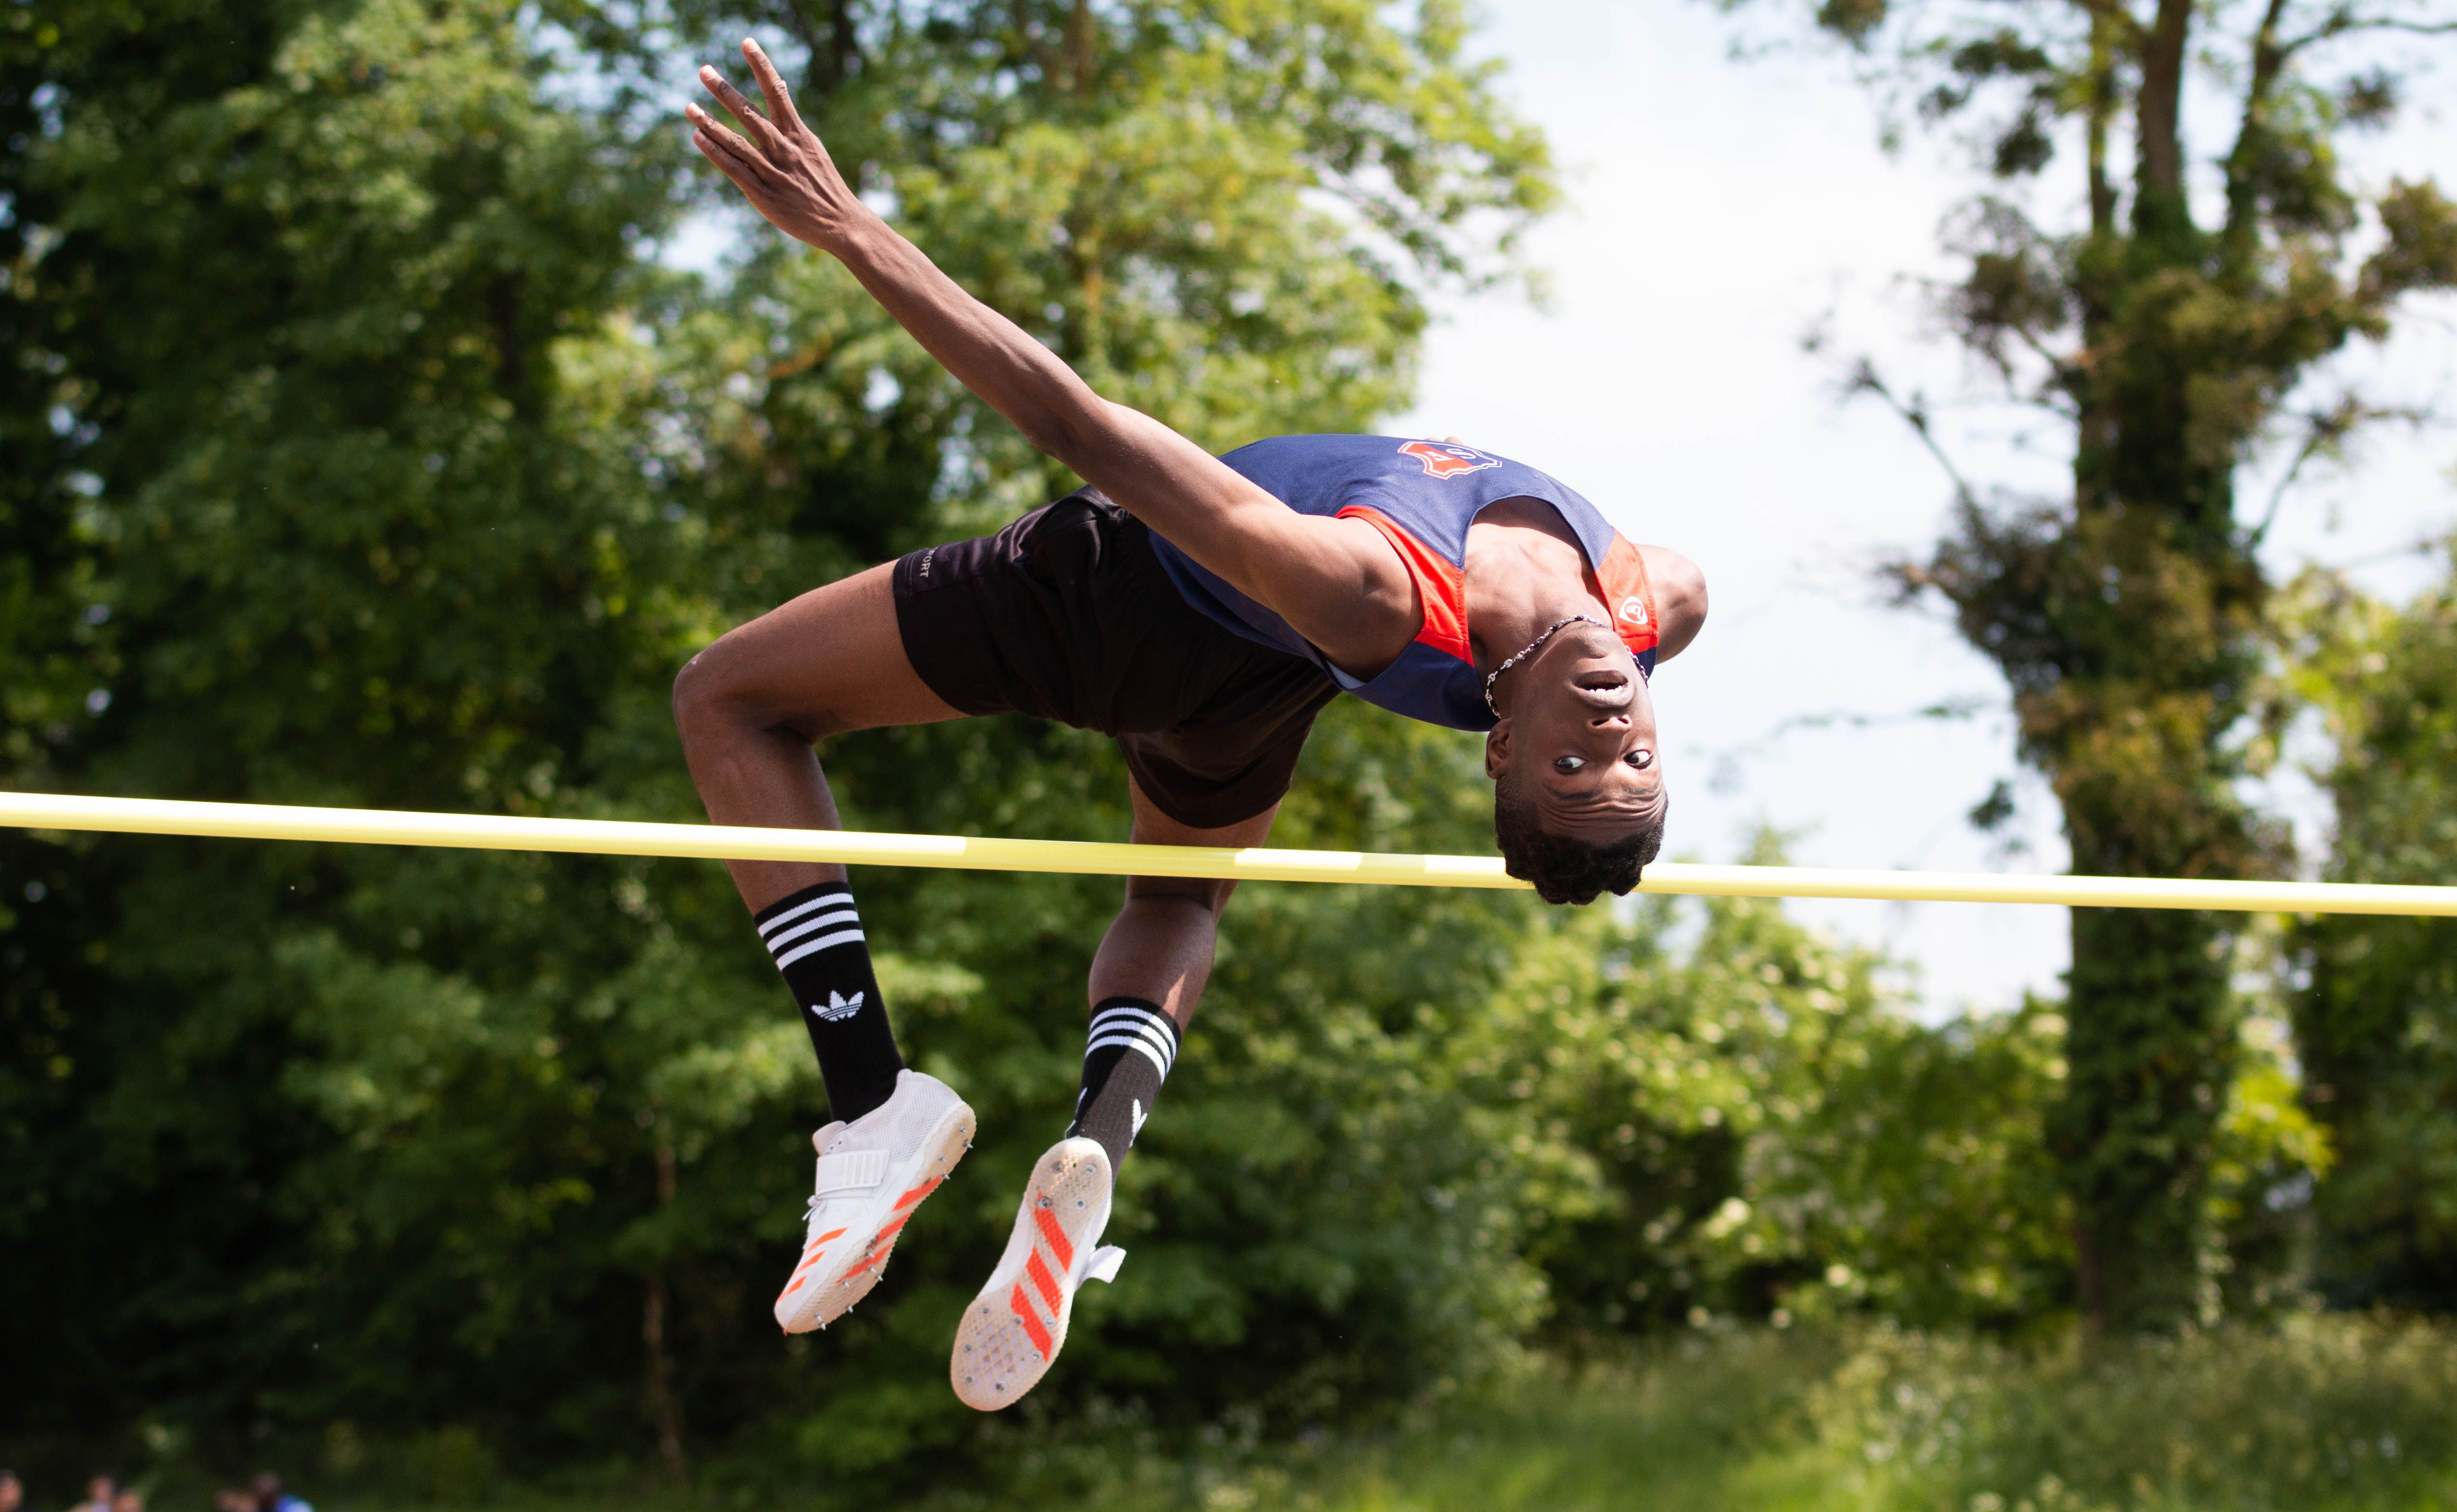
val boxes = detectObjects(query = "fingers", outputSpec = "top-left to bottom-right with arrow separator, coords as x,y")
697,65 -> 774,144
685,105 -> 771,185
692,130 -> 777,208
738,38 -> 806,134
688,129 -> 752,189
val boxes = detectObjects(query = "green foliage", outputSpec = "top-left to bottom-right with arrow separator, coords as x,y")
1811,1317 -> 2457,1512
1488,862 -> 2074,1338
0,0 -> 1599,1491
1743,0 -> 2457,1330
1,0 -> 2410,1499
2276,563 -> 2457,1310
298,1320 -> 2457,1511
1085,1319 -> 2457,1512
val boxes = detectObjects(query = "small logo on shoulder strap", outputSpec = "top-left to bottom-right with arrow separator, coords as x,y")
812,990 -> 866,1022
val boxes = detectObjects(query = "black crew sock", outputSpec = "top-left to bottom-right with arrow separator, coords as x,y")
754,881 -> 905,1124
1065,996 -> 1180,1170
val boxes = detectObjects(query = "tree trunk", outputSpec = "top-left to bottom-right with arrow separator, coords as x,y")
643,1141 -> 688,1482
2053,905 -> 2234,1332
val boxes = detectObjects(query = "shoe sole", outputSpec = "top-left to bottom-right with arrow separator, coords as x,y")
774,1097 -> 976,1334
949,1139 -> 1111,1410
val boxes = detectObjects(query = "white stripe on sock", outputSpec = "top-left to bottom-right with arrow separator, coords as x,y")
1089,1005 -> 1178,1045
1086,1034 -> 1171,1079
1087,1021 -> 1177,1070
757,891 -> 852,938
1086,1022 -> 1178,1071
1088,1010 -> 1177,1067
772,927 -> 866,971
763,908 -> 860,954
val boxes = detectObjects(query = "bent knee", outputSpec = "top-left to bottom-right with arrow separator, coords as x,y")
671,642 -> 730,744
672,628 -> 857,749
672,634 -> 783,747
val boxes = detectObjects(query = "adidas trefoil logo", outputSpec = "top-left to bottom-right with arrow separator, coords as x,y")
812,990 -> 865,1022
1130,1098 -> 1148,1140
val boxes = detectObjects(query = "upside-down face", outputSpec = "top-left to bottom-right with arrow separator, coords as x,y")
1483,619 -> 1664,842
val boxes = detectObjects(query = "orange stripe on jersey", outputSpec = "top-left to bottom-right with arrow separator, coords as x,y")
1335,505 -> 1472,663
1010,1284 -> 1056,1357
1033,1206 -> 1076,1270
1591,534 -> 1660,658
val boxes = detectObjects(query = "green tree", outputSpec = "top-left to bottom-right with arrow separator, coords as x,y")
0,0 -> 1569,1490
0,0 -> 720,1466
1735,0 -> 2457,1330
2279,562 -> 2457,1310
1497,859 -> 2072,1339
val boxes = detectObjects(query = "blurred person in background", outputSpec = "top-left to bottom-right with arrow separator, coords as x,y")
248,1475 -> 307,1512
105,1489 -> 138,1512
1,1469 -> 27,1512
66,1476 -> 111,1512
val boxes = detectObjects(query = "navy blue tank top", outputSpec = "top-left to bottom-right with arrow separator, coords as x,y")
1147,435 -> 1660,731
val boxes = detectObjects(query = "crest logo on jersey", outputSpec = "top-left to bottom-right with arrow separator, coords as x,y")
1398,439 -> 1501,479
1617,595 -> 1650,632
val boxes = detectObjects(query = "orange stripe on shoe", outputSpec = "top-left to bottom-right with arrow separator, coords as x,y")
814,1228 -> 846,1244
1033,1206 -> 1075,1270
1025,1249 -> 1064,1313
892,1176 -> 943,1211
1009,1284 -> 1055,1358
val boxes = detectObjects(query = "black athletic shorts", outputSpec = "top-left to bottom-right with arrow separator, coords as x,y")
892,489 -> 1339,830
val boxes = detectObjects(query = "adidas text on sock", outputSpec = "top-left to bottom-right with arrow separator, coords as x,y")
754,880 -> 905,1123
1066,996 -> 1179,1170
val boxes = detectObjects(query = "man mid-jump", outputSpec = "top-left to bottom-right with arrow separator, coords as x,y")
673,39 -> 1707,1411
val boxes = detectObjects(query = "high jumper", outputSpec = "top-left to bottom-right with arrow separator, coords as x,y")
674,38 -> 1707,1411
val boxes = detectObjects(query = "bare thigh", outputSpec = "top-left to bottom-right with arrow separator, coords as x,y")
682,560 -> 964,743
675,561 -> 968,908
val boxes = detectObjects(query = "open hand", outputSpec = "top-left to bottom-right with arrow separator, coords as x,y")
686,39 -> 865,252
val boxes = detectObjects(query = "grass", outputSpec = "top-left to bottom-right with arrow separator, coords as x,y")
1053,1318 -> 2457,1512
138,1317 -> 2457,1512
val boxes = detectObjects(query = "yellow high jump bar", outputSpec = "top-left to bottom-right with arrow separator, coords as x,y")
3,789 -> 2453,915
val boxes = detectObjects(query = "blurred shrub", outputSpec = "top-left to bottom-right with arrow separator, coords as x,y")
1028,1318 -> 2457,1512
1497,852 -> 2076,1340
1814,1316 -> 2457,1511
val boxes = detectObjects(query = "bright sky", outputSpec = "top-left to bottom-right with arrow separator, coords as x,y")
1399,1 -> 2457,1013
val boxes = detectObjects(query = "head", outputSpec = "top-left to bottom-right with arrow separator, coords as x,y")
111,1492 -> 141,1512
87,1478 -> 116,1507
248,1477 -> 281,1511
3,1471 -> 22,1512
1484,618 -> 1666,905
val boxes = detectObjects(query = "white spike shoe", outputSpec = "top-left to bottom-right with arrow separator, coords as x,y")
949,1137 -> 1126,1409
773,1069 -> 976,1334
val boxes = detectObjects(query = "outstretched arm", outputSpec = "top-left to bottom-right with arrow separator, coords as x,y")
686,41 -> 1415,677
